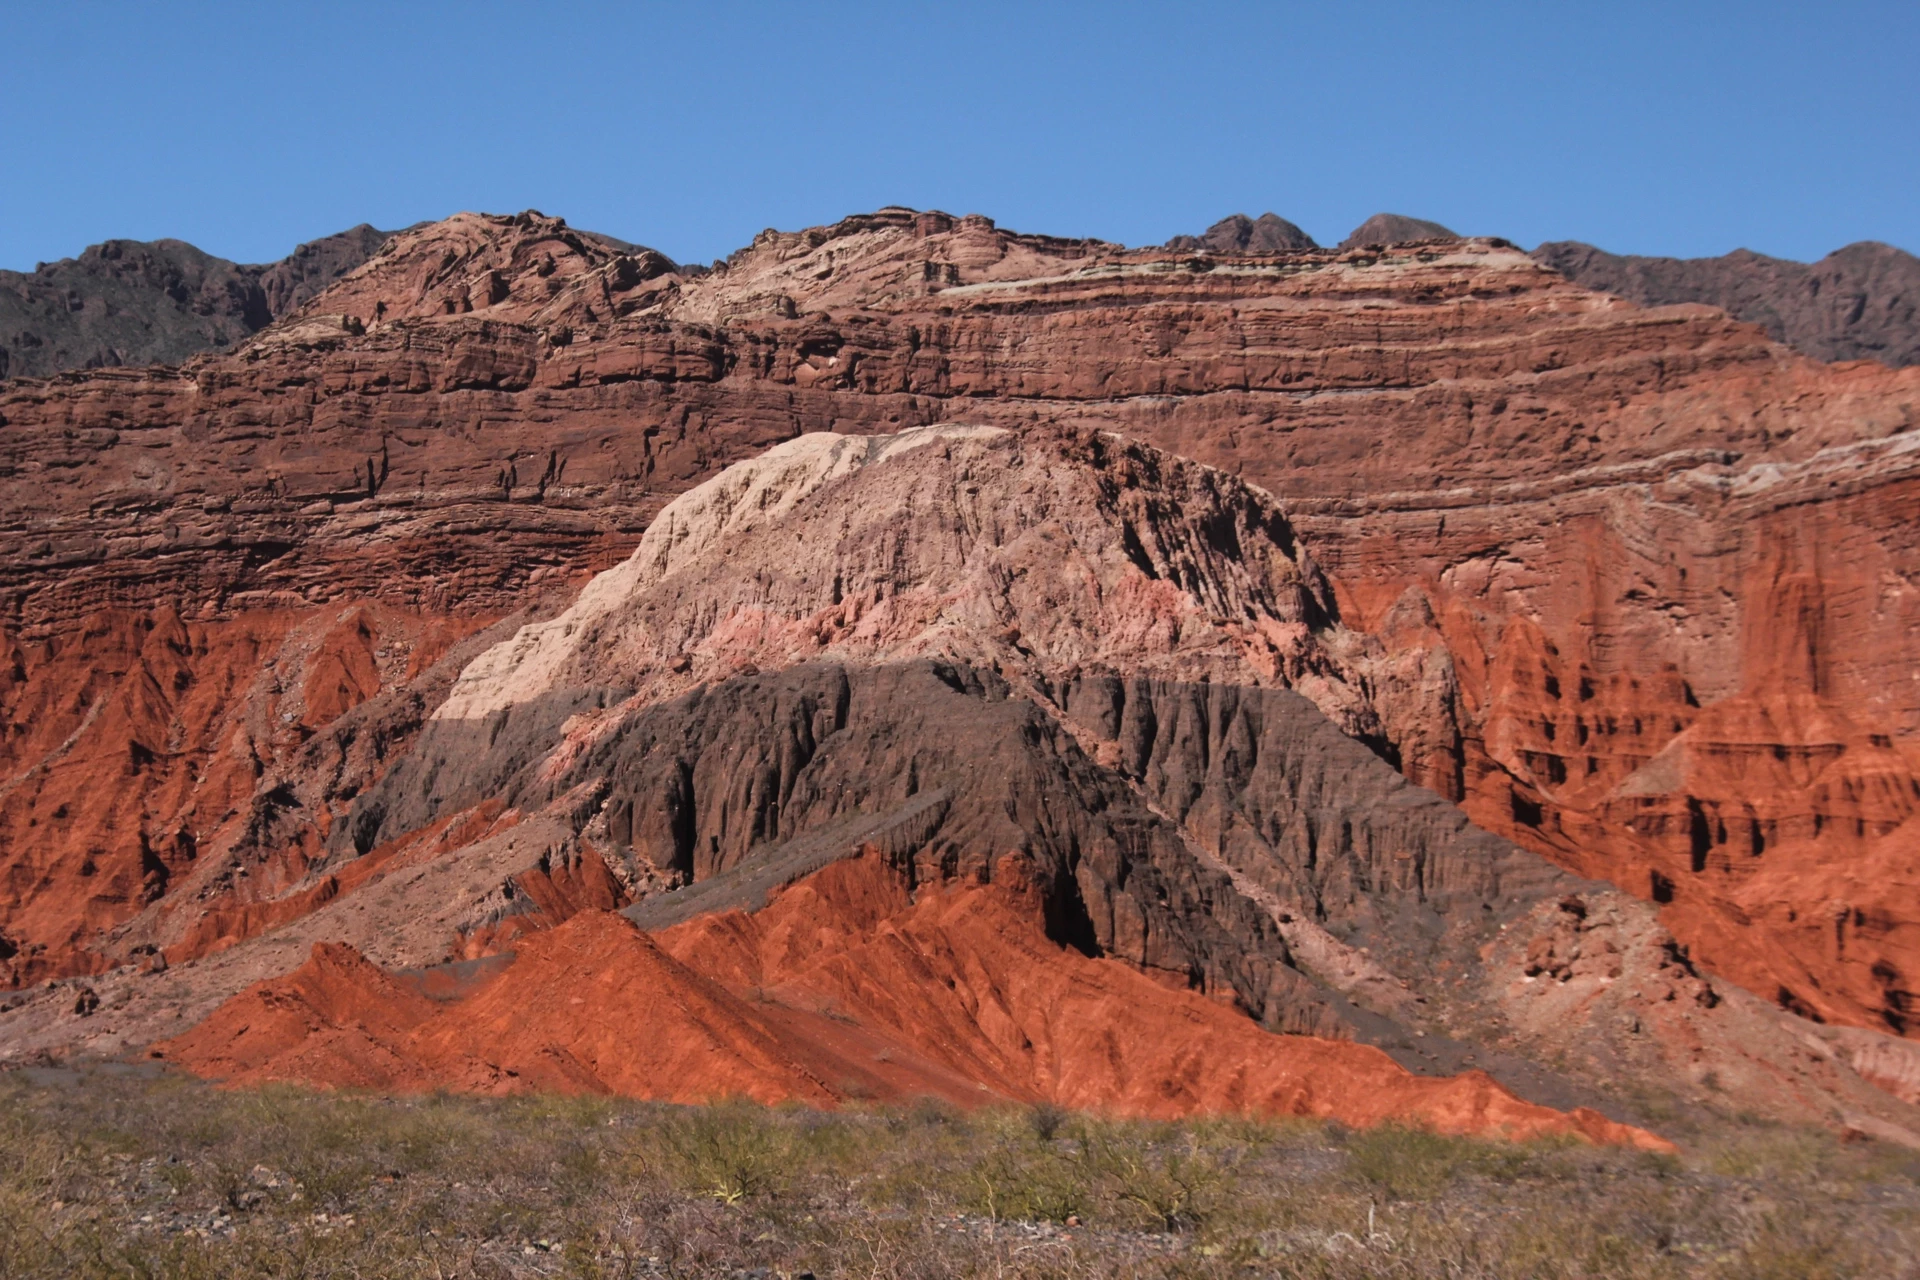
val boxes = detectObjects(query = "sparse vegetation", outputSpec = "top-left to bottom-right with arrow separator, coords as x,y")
0,1065 -> 1914,1278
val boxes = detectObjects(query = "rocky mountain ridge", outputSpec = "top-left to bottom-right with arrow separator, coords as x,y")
15,213 -> 1913,385
1,206 -> 1918,1141
1161,215 -> 1919,369
1535,238 -> 1920,367
0,225 -> 395,380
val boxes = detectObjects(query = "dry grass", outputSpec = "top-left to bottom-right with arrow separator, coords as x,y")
0,1065 -> 1915,1278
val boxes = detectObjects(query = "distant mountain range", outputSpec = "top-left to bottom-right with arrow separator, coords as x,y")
6,213 -> 1915,380
1169,212 -> 1918,368
1532,239 -> 1920,367
0,225 -> 392,379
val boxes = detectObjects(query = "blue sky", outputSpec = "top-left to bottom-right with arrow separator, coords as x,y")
2,1 -> 1914,270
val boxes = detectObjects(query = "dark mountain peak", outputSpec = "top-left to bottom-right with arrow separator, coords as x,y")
1167,212 -> 1319,254
0,226 -> 396,382
1339,213 -> 1460,249
256,224 -> 396,318
1534,239 -> 1920,367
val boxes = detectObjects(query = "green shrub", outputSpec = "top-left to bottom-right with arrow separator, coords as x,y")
656,1099 -> 792,1204
1345,1124 -> 1477,1199
965,1136 -> 1091,1223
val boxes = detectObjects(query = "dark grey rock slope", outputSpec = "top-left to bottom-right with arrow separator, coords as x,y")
1533,239 -> 1920,367
1166,212 -> 1319,253
0,224 -> 391,380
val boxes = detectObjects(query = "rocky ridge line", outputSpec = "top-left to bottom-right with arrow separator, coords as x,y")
0,224 -> 396,379
0,206 -> 1917,1108
1534,238 -> 1920,367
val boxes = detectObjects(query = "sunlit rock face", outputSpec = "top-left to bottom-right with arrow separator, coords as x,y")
3,207 -> 1920,1143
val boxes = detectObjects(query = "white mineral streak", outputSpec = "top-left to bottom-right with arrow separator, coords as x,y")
436,425 -> 1005,721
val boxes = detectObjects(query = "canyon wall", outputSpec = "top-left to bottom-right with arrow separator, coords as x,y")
2,207 -> 1918,1132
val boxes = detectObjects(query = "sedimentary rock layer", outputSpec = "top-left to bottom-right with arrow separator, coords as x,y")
1,208 -> 1918,1137
3,425 -> 1903,1143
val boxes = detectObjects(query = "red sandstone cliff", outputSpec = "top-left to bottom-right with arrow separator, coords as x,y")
2,207 -> 1919,1139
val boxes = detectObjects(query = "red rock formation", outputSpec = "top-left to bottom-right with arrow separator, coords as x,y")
1298,441 -> 1920,1037
159,851 -> 1665,1147
0,602 -> 494,986
3,206 -> 1919,1138
0,425 -> 1864,1144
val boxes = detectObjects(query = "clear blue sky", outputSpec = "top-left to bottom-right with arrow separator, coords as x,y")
3,1 -> 1914,271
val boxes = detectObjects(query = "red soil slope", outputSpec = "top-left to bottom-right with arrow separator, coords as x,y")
157,852 -> 1664,1148
0,602 -> 488,987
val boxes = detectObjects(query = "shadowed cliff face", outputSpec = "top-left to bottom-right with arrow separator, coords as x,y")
348,660 -> 1327,1035
2,209 -> 1920,1137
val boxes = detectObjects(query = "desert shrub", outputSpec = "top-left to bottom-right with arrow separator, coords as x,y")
0,1189 -> 57,1280
1080,1121 -> 1235,1233
1028,1100 -> 1070,1141
0,1101 -> 72,1280
1343,1124 -> 1480,1199
1708,1213 -> 1862,1280
964,1134 -> 1092,1223
655,1098 -> 792,1203
1703,1120 -> 1852,1182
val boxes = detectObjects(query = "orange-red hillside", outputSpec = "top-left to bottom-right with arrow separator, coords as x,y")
158,852 -> 1664,1148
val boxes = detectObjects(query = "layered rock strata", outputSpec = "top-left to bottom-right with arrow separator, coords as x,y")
0,207 -> 1917,1133
1,425 -> 1911,1143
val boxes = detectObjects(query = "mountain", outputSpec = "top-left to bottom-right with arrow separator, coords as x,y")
2,207 -> 1919,1142
1166,212 -> 1318,253
1165,211 -> 1461,254
1339,212 -> 1459,247
0,224 -> 392,379
139,424 -> 1662,1142
1535,239 -> 1920,367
